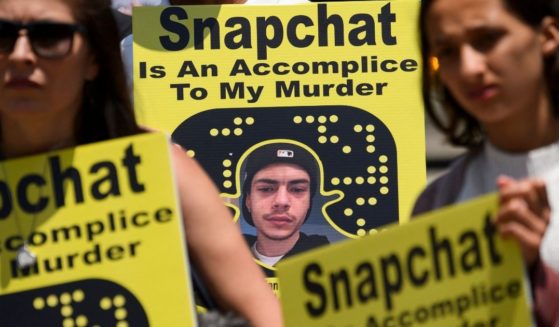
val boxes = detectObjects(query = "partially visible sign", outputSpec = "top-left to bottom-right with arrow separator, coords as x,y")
277,194 -> 532,326
0,133 -> 196,326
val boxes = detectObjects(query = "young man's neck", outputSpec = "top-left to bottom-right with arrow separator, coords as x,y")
256,232 -> 301,257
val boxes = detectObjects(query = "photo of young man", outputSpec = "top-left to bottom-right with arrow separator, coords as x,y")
242,143 -> 330,267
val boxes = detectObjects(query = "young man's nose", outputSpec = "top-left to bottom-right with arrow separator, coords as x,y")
272,187 -> 290,208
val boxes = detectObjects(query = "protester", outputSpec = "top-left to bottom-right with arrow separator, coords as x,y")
413,0 -> 559,324
241,143 -> 329,268
0,0 -> 282,326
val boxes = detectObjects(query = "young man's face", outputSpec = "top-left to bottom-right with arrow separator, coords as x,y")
246,163 -> 311,243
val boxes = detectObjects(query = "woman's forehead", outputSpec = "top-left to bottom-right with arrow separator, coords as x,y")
0,0 -> 76,22
427,0 -> 506,25
425,0 -> 518,40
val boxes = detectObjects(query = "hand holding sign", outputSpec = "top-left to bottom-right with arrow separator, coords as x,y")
496,176 -> 550,266
276,194 -> 533,326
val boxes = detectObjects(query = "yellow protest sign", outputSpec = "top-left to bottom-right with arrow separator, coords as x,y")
0,133 -> 196,326
276,194 -> 532,327
134,0 -> 424,233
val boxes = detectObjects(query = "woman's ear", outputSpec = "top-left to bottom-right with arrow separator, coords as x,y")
541,16 -> 559,56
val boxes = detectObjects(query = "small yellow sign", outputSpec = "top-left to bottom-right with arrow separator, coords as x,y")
276,194 -> 532,326
0,133 -> 196,326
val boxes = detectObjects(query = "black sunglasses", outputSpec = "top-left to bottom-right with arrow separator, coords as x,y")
0,19 -> 87,59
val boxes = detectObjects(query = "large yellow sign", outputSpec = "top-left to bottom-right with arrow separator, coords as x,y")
276,194 -> 532,326
133,1 -> 425,243
0,133 -> 196,326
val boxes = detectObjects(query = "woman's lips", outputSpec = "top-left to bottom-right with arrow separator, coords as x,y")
467,84 -> 499,101
5,78 -> 40,89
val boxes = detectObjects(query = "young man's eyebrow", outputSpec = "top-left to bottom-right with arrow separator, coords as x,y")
252,179 -> 309,185
253,179 -> 279,185
288,179 -> 310,185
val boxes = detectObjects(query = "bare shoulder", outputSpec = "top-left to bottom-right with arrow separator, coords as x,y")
168,143 -> 220,197
168,143 -> 234,230
169,143 -> 213,179
169,143 -> 198,172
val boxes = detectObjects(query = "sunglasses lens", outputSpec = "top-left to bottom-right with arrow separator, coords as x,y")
30,23 -> 75,58
0,21 -> 18,53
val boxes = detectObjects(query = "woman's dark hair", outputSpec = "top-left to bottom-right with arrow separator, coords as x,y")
68,0 -> 142,144
420,0 -> 559,148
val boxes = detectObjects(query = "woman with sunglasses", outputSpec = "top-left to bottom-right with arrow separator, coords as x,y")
414,0 -> 559,324
0,0 -> 282,325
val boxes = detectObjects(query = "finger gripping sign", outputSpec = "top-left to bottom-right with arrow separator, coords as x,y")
276,194 -> 532,327
0,133 -> 196,326
134,1 -> 424,279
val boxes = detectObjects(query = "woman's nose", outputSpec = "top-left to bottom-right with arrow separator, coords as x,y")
9,33 -> 36,65
459,45 -> 486,78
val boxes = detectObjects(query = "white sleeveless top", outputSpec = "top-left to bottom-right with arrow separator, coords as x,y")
459,141 -> 559,271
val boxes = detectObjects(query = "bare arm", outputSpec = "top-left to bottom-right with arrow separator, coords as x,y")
170,144 -> 282,327
531,259 -> 559,326
494,177 -> 559,323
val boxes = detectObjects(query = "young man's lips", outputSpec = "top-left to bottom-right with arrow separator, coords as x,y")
267,215 -> 291,223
